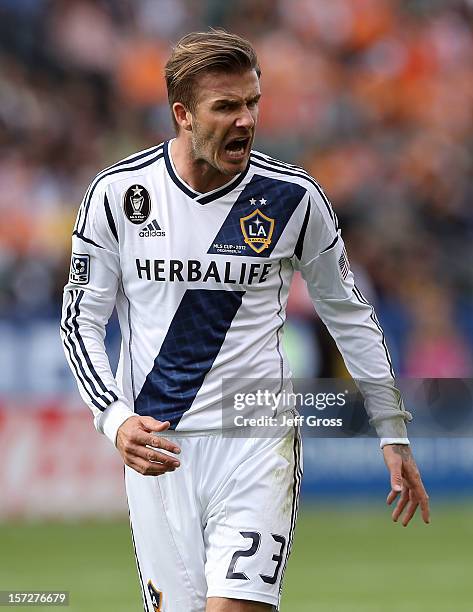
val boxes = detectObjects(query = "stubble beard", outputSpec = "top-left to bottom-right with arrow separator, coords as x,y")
191,122 -> 249,177
191,128 -> 231,176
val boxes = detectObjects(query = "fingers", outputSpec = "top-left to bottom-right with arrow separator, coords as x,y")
419,494 -> 431,524
407,483 -> 430,525
134,444 -> 181,467
386,489 -> 399,505
391,488 -> 409,522
140,416 -> 171,433
123,442 -> 180,476
389,484 -> 430,526
401,498 -> 419,527
148,434 -> 181,456
132,430 -> 181,455
383,444 -> 430,526
126,455 -> 178,477
402,462 -> 431,525
116,416 -> 181,476
137,417 -> 181,455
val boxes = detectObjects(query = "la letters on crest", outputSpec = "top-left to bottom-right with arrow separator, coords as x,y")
240,209 -> 275,253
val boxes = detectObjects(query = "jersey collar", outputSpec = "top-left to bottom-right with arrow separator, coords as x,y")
163,140 -> 250,205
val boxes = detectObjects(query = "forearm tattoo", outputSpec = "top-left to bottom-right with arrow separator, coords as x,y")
391,444 -> 413,461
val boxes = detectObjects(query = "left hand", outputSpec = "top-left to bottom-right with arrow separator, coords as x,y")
383,444 -> 430,527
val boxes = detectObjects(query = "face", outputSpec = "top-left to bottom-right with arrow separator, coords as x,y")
186,69 -> 260,176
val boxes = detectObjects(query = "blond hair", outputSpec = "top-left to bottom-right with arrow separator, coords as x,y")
165,29 -> 260,131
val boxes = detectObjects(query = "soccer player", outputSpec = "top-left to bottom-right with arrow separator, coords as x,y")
61,30 -> 430,612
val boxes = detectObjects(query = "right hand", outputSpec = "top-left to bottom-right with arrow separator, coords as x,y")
383,444 -> 430,526
116,415 -> 181,476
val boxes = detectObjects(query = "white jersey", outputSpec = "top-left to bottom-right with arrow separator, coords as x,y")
61,140 -> 409,444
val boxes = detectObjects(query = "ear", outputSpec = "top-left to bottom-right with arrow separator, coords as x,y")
172,102 -> 193,132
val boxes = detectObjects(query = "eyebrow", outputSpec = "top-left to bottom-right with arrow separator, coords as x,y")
211,94 -> 261,106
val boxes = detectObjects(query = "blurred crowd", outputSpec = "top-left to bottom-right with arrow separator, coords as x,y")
1,0 -> 473,378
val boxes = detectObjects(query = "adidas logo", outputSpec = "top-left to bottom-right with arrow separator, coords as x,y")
139,219 -> 166,238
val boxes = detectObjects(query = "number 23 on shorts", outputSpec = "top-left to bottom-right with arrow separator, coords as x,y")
226,531 -> 287,585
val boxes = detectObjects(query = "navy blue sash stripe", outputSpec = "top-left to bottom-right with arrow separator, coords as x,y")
77,146 -> 164,234
135,289 -> 245,427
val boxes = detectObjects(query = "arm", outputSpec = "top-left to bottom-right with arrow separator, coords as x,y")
61,183 -> 180,475
294,191 -> 429,524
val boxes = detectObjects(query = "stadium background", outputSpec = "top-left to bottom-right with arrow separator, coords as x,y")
1,0 -> 472,610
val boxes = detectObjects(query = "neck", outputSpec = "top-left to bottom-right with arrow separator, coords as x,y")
170,135 -> 237,194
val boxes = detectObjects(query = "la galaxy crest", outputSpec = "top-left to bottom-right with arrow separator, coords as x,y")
240,209 -> 275,253
147,580 -> 162,612
124,184 -> 151,225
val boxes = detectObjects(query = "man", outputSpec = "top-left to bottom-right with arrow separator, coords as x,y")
61,29 -> 430,612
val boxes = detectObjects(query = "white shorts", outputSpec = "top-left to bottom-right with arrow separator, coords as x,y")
125,425 -> 302,612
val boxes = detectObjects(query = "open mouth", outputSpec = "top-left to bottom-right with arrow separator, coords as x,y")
224,136 -> 251,159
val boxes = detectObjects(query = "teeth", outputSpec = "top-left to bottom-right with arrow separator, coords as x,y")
224,137 -> 248,159
227,147 -> 245,158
